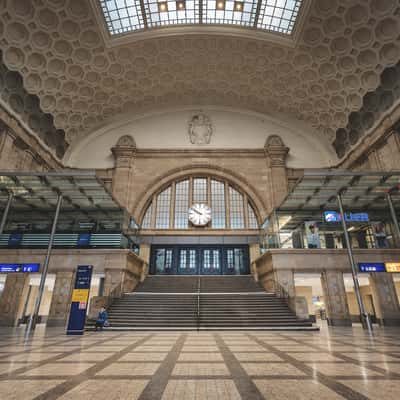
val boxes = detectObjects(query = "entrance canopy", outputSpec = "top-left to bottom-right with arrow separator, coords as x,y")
0,170 -> 138,234
262,170 -> 400,249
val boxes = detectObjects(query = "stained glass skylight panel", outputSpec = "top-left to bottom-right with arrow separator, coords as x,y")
203,0 -> 257,26
100,0 -> 145,34
99,0 -> 303,35
257,0 -> 302,34
144,0 -> 200,27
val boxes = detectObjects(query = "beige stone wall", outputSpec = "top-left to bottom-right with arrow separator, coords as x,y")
0,106 -> 62,171
342,129 -> 400,171
101,134 -> 292,225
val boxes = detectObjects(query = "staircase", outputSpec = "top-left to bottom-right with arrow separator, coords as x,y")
105,276 -> 317,330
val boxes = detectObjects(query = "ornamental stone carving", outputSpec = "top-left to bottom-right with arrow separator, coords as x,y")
188,113 -> 213,145
111,135 -> 136,168
264,135 -> 289,167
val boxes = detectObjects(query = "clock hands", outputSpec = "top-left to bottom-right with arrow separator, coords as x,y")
192,208 -> 203,216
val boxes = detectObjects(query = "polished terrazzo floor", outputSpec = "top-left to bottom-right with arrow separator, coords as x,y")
0,324 -> 399,399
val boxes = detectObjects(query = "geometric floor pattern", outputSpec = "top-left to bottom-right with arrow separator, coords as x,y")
0,324 -> 399,399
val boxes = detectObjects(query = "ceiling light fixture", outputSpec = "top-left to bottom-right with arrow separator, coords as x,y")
216,1 -> 225,10
176,1 -> 185,10
158,1 -> 168,12
234,1 -> 243,11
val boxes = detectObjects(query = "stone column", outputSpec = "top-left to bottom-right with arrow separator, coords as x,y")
111,135 -> 136,209
369,273 -> 400,326
321,270 -> 352,326
103,268 -> 136,296
264,135 -> 289,209
47,271 -> 75,327
139,243 -> 151,264
0,274 -> 29,326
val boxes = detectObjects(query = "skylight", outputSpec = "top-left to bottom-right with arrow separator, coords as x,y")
99,0 -> 302,36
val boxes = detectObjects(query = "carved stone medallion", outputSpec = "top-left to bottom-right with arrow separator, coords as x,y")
188,113 -> 213,145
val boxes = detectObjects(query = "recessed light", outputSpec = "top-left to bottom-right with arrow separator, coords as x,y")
176,1 -> 185,10
216,1 -> 225,10
234,1 -> 243,11
158,1 -> 168,12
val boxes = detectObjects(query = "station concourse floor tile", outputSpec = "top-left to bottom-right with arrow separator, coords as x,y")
0,323 -> 399,399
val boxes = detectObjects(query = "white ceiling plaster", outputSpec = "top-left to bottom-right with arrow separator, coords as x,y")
65,106 -> 336,168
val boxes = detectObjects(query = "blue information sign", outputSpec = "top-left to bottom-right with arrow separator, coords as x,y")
77,233 -> 91,247
0,263 -> 40,273
66,265 -> 93,335
8,233 -> 22,246
358,263 -> 386,273
324,211 -> 369,223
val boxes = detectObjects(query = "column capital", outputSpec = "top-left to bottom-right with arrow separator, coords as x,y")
264,135 -> 289,167
111,135 -> 136,167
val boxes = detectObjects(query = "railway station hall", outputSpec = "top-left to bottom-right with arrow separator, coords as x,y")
1,0 -> 400,399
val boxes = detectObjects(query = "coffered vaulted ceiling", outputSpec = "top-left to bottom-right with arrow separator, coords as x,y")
0,0 -> 399,155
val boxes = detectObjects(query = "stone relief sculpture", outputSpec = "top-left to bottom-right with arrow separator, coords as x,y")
188,114 -> 213,145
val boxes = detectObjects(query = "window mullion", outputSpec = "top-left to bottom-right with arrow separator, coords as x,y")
170,182 -> 176,229
243,194 -> 249,229
225,181 -> 231,229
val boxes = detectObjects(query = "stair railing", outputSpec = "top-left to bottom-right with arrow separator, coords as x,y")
196,275 -> 201,331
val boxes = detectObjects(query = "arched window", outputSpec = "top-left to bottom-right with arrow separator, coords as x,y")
141,176 -> 259,230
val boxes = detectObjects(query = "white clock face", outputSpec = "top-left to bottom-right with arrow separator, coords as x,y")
188,203 -> 212,226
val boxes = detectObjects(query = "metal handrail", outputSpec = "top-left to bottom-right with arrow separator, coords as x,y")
196,275 -> 201,330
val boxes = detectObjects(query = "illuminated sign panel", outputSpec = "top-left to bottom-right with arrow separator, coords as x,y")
385,262 -> 400,273
358,263 -> 386,273
0,263 -> 40,273
324,211 -> 369,223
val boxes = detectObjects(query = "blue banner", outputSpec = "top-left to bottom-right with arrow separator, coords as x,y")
0,263 -> 40,273
66,265 -> 93,335
358,262 -> 386,273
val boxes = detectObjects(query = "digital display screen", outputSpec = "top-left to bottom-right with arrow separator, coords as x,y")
0,263 -> 40,273
324,211 -> 369,223
358,263 -> 386,273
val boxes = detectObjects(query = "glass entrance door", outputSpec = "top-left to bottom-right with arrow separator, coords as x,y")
150,245 -> 249,275
178,248 -> 198,275
224,247 -> 248,275
154,247 -> 174,274
200,248 -> 222,275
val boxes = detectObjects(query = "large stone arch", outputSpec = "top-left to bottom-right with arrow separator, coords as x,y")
132,164 -> 268,223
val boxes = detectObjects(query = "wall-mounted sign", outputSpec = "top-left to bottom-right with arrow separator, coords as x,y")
385,262 -> 400,273
324,211 -> 369,223
358,262 -> 386,273
66,265 -> 93,335
77,233 -> 91,247
0,263 -> 40,273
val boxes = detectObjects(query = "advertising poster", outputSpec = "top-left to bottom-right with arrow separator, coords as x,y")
305,221 -> 320,249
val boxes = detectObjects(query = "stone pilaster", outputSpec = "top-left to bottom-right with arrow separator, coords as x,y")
264,135 -> 289,209
369,273 -> 400,326
321,270 -> 352,326
111,135 -> 136,209
0,124 -> 17,170
0,274 -> 29,326
104,268 -> 136,296
47,271 -> 75,327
